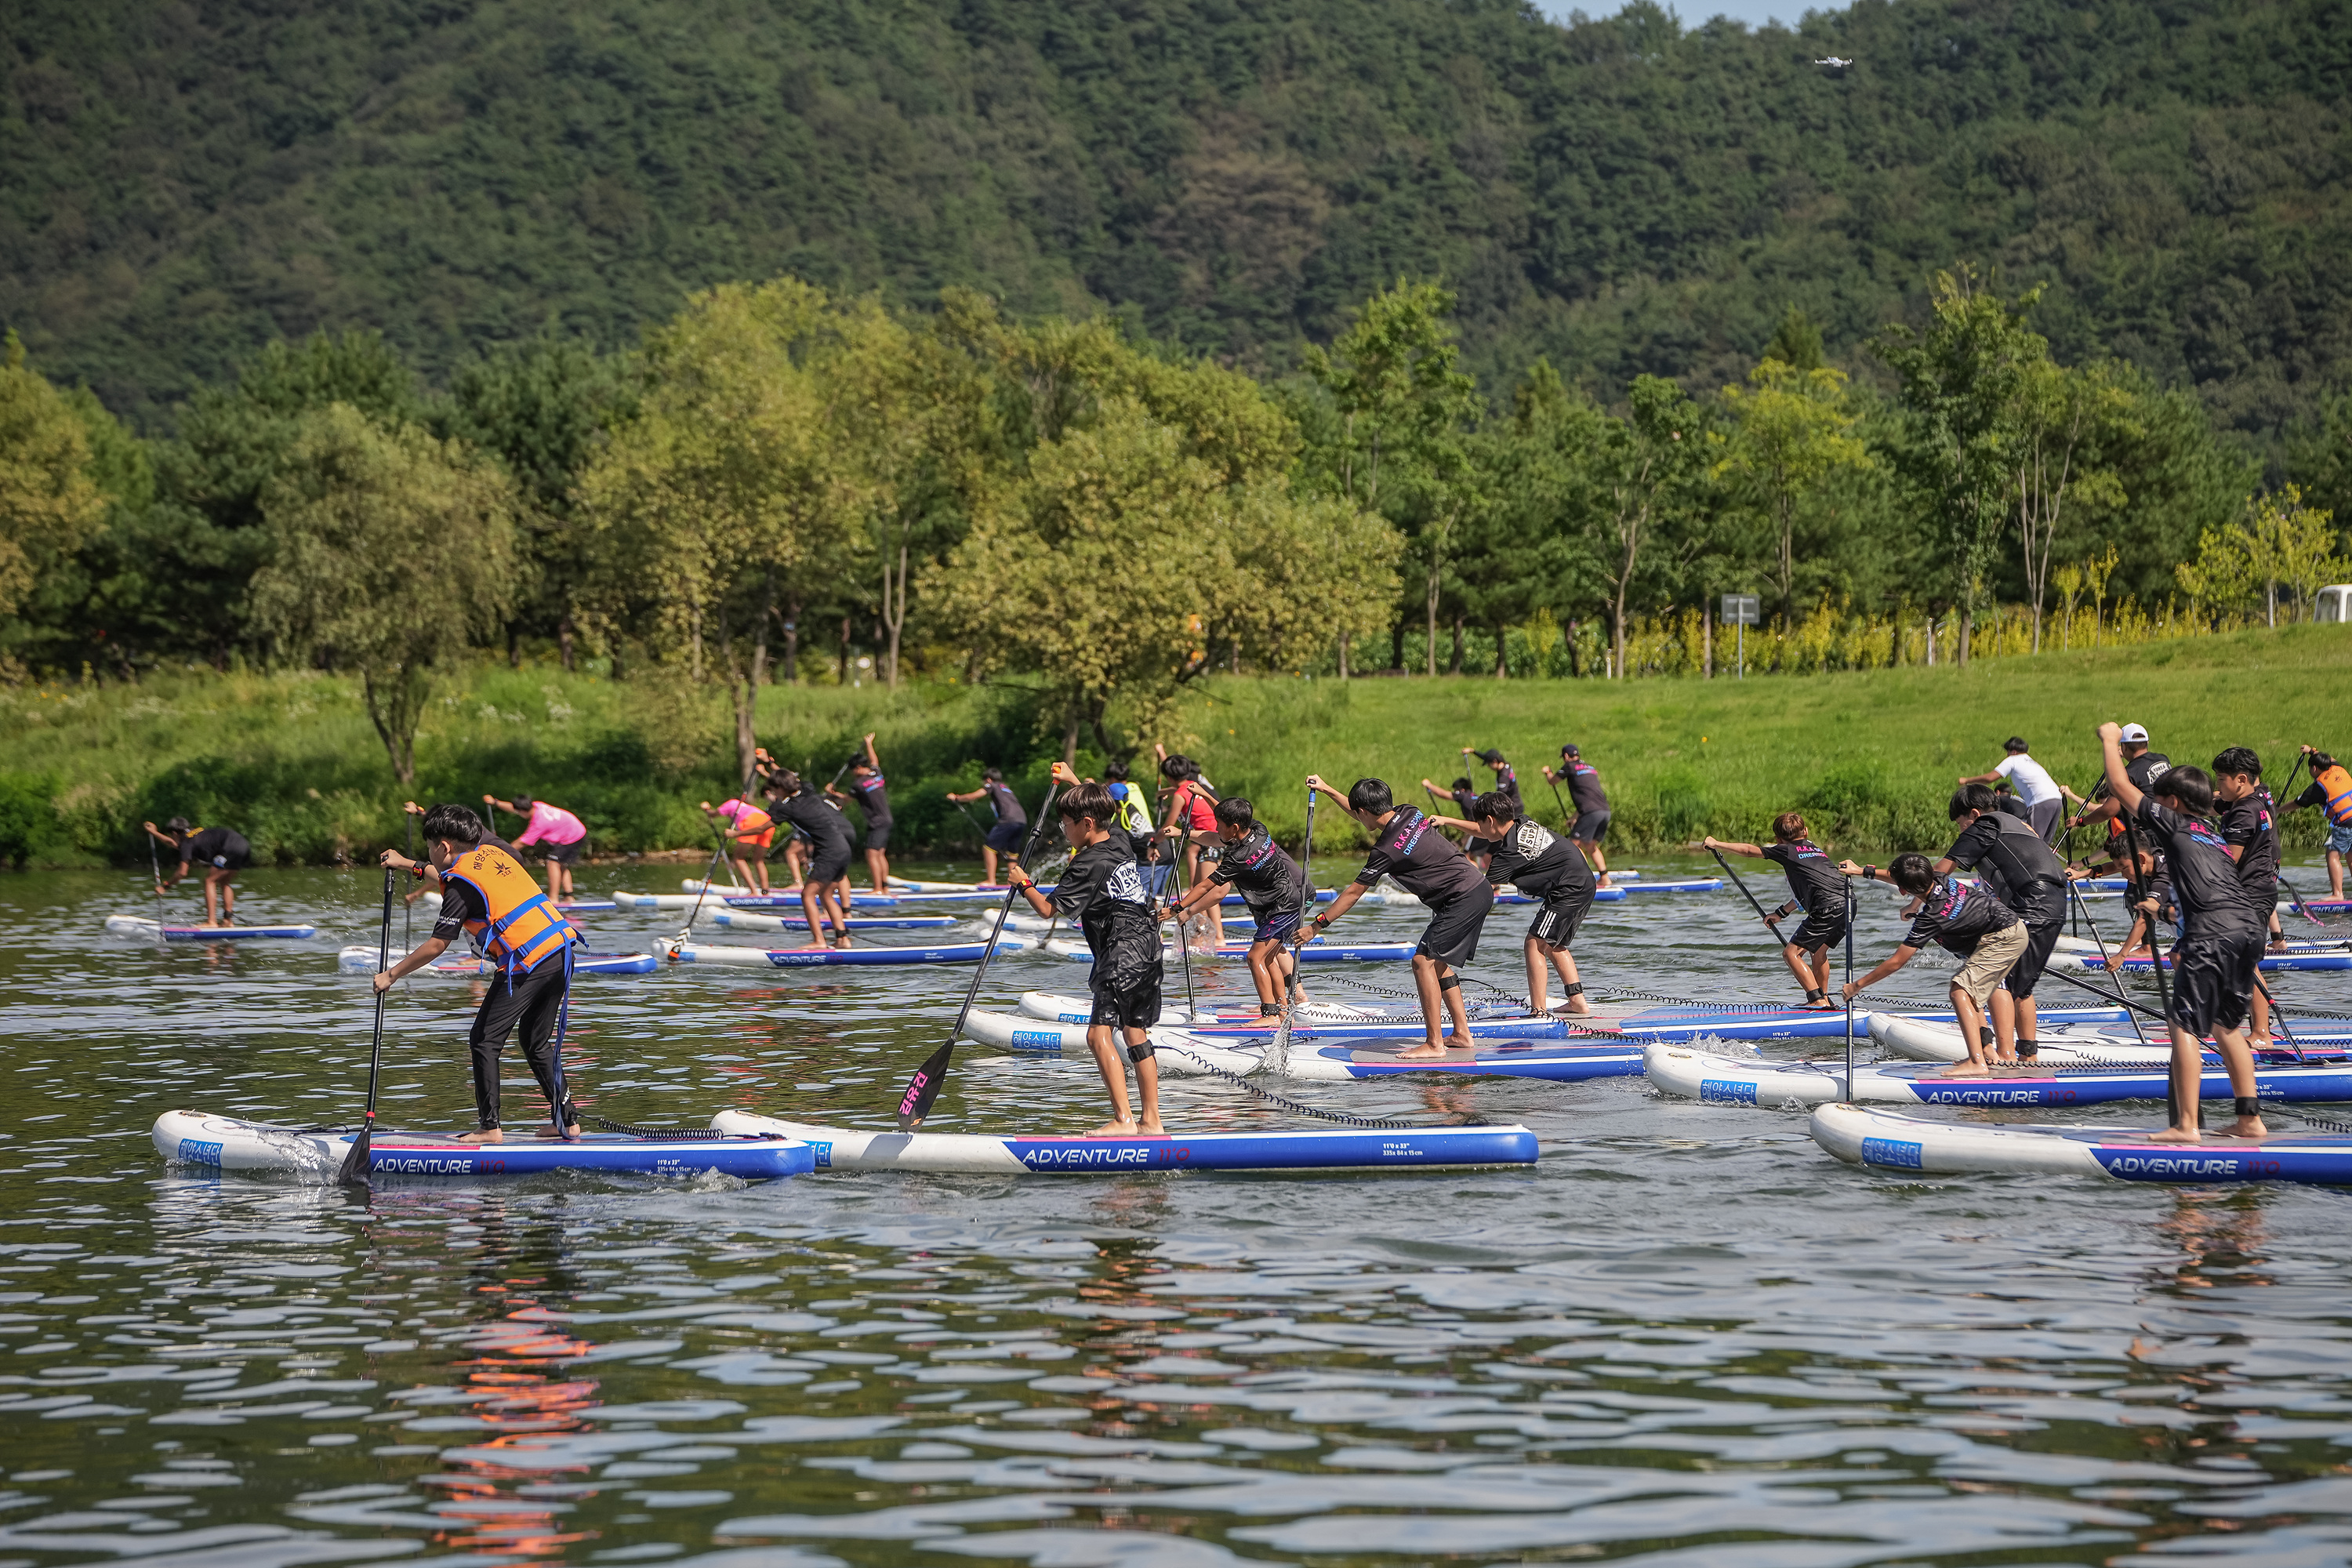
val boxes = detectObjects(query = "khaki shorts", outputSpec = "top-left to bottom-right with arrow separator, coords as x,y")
1949,921 -> 2029,1012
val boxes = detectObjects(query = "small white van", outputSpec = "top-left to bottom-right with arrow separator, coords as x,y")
2319,585 -> 2352,623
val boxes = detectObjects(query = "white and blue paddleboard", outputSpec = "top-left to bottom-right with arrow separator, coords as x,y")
2054,948 -> 2352,974
1813,1102 -> 2352,1185
1040,937 -> 1415,964
106,915 -> 317,941
667,937 -> 1033,967
612,889 -> 900,910
153,1110 -> 813,1181
709,1110 -> 1537,1174
1871,1011 -> 2352,1065
711,909 -> 957,931
1648,1044 -> 2352,1108
338,946 -> 659,977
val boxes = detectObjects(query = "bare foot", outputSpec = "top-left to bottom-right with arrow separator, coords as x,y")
2147,1126 -> 2202,1144
535,1124 -> 584,1141
457,1128 -> 504,1144
1938,1063 -> 1990,1078
1135,1120 -> 1166,1134
2219,1116 -> 2268,1139
1559,1001 -> 1592,1016
1396,1042 -> 1452,1059
1087,1119 -> 1141,1137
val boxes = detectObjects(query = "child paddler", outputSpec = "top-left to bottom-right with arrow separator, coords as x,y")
1165,795 -> 1307,1018
378,805 -> 583,1143
1704,813 -> 1849,1007
1934,784 -> 2072,1060
2212,746 -> 2285,1041
2281,744 -> 2352,899
1429,791 -> 1595,1016
2095,727 -> 2269,1142
1301,775 -> 1495,1058
766,771 -> 857,948
1544,744 -> 1614,887
826,732 -> 894,895
1007,769 -> 1166,1135
142,817 -> 251,927
1839,853 -> 2027,1076
699,796 -> 775,895
946,766 -> 1027,886
491,794 -> 588,904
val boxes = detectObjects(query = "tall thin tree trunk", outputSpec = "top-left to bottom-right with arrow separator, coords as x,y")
1392,619 -> 1405,671
1613,586 -> 1629,681
1338,633 -> 1350,680
1448,615 -> 1464,675
558,612 -> 576,673
1494,622 -> 1508,678
779,598 -> 800,682
1062,711 -> 1080,769
506,624 -> 521,670
752,570 -> 775,688
886,539 -> 908,686
838,615 -> 851,684
1425,566 -> 1440,677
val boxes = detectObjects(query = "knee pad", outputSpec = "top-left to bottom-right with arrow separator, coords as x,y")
1126,1040 -> 1156,1065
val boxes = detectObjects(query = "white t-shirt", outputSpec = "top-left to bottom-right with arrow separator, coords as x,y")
1994,753 -> 2060,807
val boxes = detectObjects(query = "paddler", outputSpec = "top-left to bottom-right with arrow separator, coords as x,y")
2281,744 -> 2352,899
825,733 -> 894,895
1430,791 -> 1595,1015
1933,784 -> 2071,1060
766,770 -> 857,948
946,766 -> 1026,887
1007,767 -> 1165,1135
1543,744 -> 1614,888
1959,737 -> 2064,843
1838,853 -> 2027,1076
1703,812 -> 1849,1007
2092,724 -> 2267,1142
2213,746 -> 2286,1042
2067,722 -> 2169,837
142,817 -> 252,927
1301,775 -> 1495,1058
1164,795 -> 1306,1018
377,804 -> 583,1143
1158,753 -> 1218,887
1103,760 -> 1162,887
752,750 -> 808,891
698,795 -> 776,896
490,794 -> 589,904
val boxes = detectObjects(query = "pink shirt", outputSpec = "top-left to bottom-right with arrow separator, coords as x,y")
513,801 -> 586,848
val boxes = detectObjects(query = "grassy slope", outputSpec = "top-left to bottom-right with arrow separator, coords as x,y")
6,624 -> 2348,864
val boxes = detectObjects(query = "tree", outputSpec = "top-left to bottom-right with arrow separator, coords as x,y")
2172,488 -> 2345,626
1298,281 -> 1480,675
1594,376 -> 1707,680
246,405 -> 521,783
1715,358 -> 1872,630
1454,361 -> 1604,675
0,332 -> 107,622
2008,358 -> 2132,650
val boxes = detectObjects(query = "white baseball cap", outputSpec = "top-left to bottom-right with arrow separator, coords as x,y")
2119,723 -> 2150,743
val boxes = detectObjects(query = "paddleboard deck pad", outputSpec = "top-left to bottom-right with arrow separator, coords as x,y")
1648,1044 -> 2352,1107
1812,1102 -> 2352,1185
710,1111 -> 1537,1173
339,946 -> 659,977
107,915 -> 317,941
153,1110 -> 814,1180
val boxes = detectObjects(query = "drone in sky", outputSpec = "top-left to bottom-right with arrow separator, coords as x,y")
1815,56 -> 1853,67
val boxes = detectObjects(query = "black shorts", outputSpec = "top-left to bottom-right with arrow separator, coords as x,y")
1572,809 -> 1611,844
808,844 -> 853,884
985,819 -> 1027,855
537,837 -> 584,866
2002,917 -> 2064,1002
1249,903 -> 1304,946
1090,968 -> 1165,1032
1416,883 -> 1495,969
1788,904 -> 1849,953
2167,929 -> 2263,1037
1528,885 -> 1592,949
864,821 -> 893,852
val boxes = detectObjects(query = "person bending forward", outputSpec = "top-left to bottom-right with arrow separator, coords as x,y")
1167,795 -> 1305,1018
1431,793 -> 1594,1015
1840,853 -> 2027,1076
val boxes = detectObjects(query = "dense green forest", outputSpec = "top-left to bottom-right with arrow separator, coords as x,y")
5,0 -> 2350,451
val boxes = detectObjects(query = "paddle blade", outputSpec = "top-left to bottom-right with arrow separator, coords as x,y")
896,1041 -> 954,1130
336,1123 -> 372,1185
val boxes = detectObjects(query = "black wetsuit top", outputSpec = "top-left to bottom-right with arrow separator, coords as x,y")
1945,812 -> 2069,924
1050,836 -> 1163,989
2135,797 -> 2263,939
1485,817 -> 1591,901
1762,840 -> 1843,913
1209,823 -> 1305,915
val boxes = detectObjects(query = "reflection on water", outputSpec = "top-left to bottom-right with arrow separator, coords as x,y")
2,862 -> 2352,1565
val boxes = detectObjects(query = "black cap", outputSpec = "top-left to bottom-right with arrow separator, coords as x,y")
1475,748 -> 1505,763
1559,743 -> 1580,758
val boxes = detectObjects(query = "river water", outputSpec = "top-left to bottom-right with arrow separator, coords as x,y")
3,858 -> 2351,1568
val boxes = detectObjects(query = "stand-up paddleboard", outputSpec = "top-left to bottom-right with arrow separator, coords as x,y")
2053,948 -> 2352,974
1011,990 -> 1882,1040
1016,990 -> 1384,1027
1648,1043 -> 2352,1108
667,936 -> 1033,967
1002,910 -> 1247,935
417,891 -> 619,913
337,946 -> 659,977
711,909 -> 956,931
105,915 -> 317,941
964,1008 -> 1563,1051
1040,936 -> 1415,964
1871,1011 -> 2352,1065
1811,1102 -> 2352,1185
2053,933 -> 2352,957
708,1110 -> 1537,1173
153,1109 -> 814,1180
612,890 -> 900,910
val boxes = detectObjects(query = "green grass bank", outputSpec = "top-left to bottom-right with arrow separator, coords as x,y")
5,625 -> 2349,868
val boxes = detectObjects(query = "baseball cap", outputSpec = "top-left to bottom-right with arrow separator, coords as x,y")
1559,743 -> 1581,758
1475,748 -> 1505,763
2119,723 -> 2150,743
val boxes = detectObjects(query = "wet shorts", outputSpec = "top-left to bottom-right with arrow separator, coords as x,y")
736,828 -> 775,851
1415,882 -> 1496,969
1950,920 -> 2030,1014
2167,928 -> 2263,1036
2330,822 -> 2352,856
864,821 -> 893,852
986,818 -> 1027,855
1573,809 -> 1611,844
1528,884 -> 1592,949
808,844 -> 853,884
1090,969 -> 1165,1033
2002,917 -> 2064,1002
1788,902 -> 1849,952
1248,903 -> 1304,946
538,837 -> 584,866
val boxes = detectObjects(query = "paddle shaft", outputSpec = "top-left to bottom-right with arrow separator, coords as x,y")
679,753 -> 763,940
1705,845 -> 1784,945
1548,776 -> 1573,835
403,811 -> 416,947
2271,755 -> 2322,927
336,869 -> 397,1185
145,830 -> 164,913
1842,875 -> 1856,1102
897,782 -> 1061,1129
2066,877 -> 2154,1047
2120,814 -> 2187,1129
1271,789 -> 1315,1066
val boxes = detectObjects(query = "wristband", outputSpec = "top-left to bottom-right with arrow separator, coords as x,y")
1864,865 -> 1877,881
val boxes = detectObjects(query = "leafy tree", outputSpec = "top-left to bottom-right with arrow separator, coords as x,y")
245,405 -> 521,782
1592,375 -> 1708,680
1714,358 -> 1873,630
1454,361 -> 1604,675
0,332 -> 107,623
2176,486 -> 2347,626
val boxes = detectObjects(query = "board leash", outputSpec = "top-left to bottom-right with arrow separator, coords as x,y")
578,1112 -> 730,1142
1157,1040 -> 1454,1130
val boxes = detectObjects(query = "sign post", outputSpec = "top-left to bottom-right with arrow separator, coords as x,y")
1721,594 -> 1759,680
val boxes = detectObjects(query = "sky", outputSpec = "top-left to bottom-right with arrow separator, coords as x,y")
1537,0 -> 1824,31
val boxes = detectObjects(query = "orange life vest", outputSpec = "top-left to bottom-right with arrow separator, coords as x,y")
2318,763 -> 2352,828
443,844 -> 577,975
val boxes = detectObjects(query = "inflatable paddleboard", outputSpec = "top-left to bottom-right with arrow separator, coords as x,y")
1040,937 -> 1414,964
152,1109 -> 814,1180
1001,911 -> 1247,935
1011,989 -> 1884,1043
708,1110 -> 1537,1173
1647,1044 -> 2352,1108
1811,1102 -> 2352,1185
104,915 -> 317,941
337,946 -> 659,977
612,891 -> 899,910
2053,933 -> 2352,957
667,936 -> 1033,967
2053,948 -> 2352,974
422,891 -> 620,914
1871,1011 -> 2352,1065
711,910 -> 956,931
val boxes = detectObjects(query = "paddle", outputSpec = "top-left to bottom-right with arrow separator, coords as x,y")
2120,814 -> 2187,1131
677,755 -> 762,945
2267,754 -> 2325,929
402,808 -> 416,948
1702,843 -> 1787,954
895,781 -> 1061,1131
2067,877 -> 2153,1050
1547,774 -> 1573,835
1842,874 -> 1857,1102
336,868 -> 398,1186
2255,974 -> 2309,1063
144,826 -> 165,921
1268,789 -> 1315,1076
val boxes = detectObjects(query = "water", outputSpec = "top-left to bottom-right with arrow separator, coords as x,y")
5,859 -> 2352,1566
